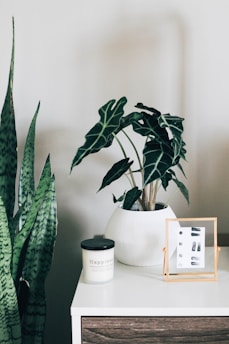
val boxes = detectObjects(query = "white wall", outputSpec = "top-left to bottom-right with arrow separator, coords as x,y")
1,0 -> 229,342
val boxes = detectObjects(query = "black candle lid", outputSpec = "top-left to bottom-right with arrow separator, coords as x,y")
81,238 -> 115,250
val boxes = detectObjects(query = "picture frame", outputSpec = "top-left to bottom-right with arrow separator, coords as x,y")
163,217 -> 220,282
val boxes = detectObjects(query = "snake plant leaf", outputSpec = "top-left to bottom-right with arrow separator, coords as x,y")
0,19 -> 17,223
12,156 -> 52,286
143,141 -> 173,186
18,103 -> 40,208
20,174 -> 57,343
122,186 -> 142,210
0,197 -> 21,344
17,279 -> 30,319
71,97 -> 127,170
98,158 -> 133,191
18,103 -> 40,232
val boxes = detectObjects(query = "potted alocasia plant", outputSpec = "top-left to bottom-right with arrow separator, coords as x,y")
0,19 -> 57,343
71,96 -> 189,266
71,96 -> 189,210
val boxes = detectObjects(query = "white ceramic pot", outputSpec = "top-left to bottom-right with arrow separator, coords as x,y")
105,203 -> 178,266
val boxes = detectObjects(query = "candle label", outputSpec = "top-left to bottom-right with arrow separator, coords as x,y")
82,248 -> 114,283
89,258 -> 114,267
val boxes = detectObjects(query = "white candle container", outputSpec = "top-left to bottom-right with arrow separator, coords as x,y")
81,238 -> 115,284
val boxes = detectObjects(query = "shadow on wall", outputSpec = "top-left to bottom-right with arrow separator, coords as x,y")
44,209 -> 84,344
192,139 -> 229,235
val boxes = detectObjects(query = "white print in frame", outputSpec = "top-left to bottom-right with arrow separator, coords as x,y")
177,227 -> 205,269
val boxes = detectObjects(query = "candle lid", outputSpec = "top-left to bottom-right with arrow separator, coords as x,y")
81,238 -> 115,250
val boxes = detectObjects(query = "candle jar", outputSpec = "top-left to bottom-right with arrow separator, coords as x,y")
81,238 -> 115,284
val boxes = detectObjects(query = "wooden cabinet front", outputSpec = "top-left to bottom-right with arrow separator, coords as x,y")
82,316 -> 229,343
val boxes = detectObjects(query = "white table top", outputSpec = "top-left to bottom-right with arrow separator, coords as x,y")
71,247 -> 229,317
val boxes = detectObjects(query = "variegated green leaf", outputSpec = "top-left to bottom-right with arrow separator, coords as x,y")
20,175 -> 57,343
0,18 -> 17,224
0,18 -> 57,344
0,197 -> 21,344
12,156 -> 52,286
18,104 -> 39,206
98,158 -> 133,191
18,103 -> 40,231
71,97 -> 127,170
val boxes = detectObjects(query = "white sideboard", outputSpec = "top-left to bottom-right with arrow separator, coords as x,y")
71,247 -> 229,343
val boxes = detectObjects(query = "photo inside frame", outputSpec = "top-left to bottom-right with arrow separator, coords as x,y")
164,218 -> 219,282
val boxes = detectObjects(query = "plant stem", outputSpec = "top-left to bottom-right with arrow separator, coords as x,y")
148,182 -> 155,210
141,185 -> 147,210
149,179 -> 160,210
121,130 -> 147,209
114,132 -> 146,210
113,134 -> 136,188
121,130 -> 143,172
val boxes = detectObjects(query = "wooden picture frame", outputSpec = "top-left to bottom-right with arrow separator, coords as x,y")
163,217 -> 220,282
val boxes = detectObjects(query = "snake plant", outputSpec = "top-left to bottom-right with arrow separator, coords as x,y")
0,19 -> 57,343
71,97 -> 189,211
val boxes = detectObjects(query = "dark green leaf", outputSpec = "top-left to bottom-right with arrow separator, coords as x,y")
0,19 -> 17,222
132,112 -> 167,139
135,102 -> 161,115
112,193 -> 125,203
119,111 -> 143,130
123,186 -> 142,210
71,97 -> 127,170
98,158 -> 133,191
158,113 -> 185,164
143,141 -> 172,185
161,170 -> 174,190
172,177 -> 190,204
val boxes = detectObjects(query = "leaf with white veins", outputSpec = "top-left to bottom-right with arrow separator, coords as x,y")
98,158 -> 133,191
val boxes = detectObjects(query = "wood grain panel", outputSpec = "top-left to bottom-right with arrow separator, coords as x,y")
82,316 -> 229,343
